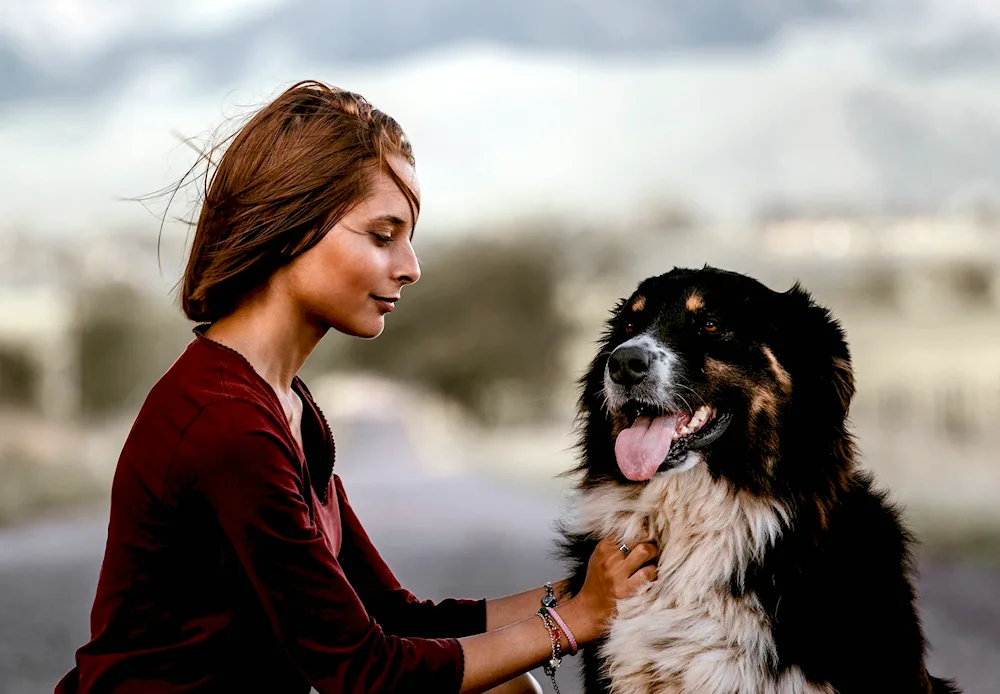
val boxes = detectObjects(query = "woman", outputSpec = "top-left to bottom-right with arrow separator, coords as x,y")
55,80 -> 658,694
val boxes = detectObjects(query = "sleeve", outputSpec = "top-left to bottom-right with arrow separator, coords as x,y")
169,401 -> 466,694
334,475 -> 488,639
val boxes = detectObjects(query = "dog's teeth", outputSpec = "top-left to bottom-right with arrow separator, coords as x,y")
685,405 -> 713,433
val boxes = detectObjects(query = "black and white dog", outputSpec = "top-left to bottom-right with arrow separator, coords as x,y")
560,266 -> 959,694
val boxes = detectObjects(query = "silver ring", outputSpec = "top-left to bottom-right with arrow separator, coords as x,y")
619,543 -> 631,557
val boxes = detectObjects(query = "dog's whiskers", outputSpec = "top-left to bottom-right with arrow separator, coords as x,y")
675,393 -> 696,415
674,381 -> 709,409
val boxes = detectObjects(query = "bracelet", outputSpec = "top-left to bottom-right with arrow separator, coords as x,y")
544,605 -> 578,656
541,581 -> 558,609
536,609 -> 563,694
540,582 -> 577,656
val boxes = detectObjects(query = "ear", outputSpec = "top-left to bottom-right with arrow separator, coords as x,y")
783,282 -> 855,416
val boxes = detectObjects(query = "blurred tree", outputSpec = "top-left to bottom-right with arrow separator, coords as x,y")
856,266 -> 898,307
310,236 -> 572,424
73,280 -> 189,420
948,262 -> 993,306
0,348 -> 38,410
76,281 -> 149,418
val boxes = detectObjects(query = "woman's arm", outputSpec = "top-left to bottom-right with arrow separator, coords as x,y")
485,579 -> 572,631
460,538 -> 657,694
180,403 -> 657,694
338,475 -> 572,638
336,476 -> 488,638
178,405 -> 474,692
460,594 -> 597,694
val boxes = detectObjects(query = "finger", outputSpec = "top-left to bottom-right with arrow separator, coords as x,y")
627,564 -> 658,589
621,541 -> 658,572
598,535 -> 626,556
599,536 -> 639,566
590,537 -> 614,564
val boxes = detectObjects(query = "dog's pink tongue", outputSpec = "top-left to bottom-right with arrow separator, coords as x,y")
615,414 -> 685,481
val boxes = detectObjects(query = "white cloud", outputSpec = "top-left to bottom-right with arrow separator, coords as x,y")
1,19 -> 1000,240
0,0 -> 292,64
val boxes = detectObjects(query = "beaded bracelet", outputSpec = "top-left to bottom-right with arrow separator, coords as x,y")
542,581 -> 559,609
540,582 -> 578,655
544,605 -> 578,656
536,609 -> 563,694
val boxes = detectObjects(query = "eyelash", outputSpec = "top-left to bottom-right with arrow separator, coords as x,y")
371,232 -> 393,246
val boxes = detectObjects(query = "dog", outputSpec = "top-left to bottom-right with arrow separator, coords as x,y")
558,266 -> 959,694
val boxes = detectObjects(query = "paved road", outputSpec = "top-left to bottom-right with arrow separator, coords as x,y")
0,418 -> 996,693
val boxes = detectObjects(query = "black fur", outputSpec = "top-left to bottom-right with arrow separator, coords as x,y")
558,266 -> 959,694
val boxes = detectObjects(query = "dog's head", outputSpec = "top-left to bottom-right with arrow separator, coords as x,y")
581,266 -> 854,492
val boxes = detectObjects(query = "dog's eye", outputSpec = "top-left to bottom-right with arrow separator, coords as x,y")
702,320 -> 719,334
625,323 -> 635,335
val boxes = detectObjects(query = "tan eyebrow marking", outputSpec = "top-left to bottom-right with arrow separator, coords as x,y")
686,293 -> 704,311
762,345 -> 793,394
630,295 -> 646,312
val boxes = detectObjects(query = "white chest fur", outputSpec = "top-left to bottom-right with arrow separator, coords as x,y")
576,463 -> 834,694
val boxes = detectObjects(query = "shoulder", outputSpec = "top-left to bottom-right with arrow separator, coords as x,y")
135,332 -> 287,445
149,332 -> 280,415
159,398 -> 307,511
140,335 -> 295,470
175,397 -> 294,466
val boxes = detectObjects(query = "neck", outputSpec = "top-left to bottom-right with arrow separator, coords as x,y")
204,285 -> 326,397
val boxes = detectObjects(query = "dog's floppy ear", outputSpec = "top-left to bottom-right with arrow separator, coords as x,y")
782,282 -> 855,417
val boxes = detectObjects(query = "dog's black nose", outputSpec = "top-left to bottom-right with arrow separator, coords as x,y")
609,345 -> 651,386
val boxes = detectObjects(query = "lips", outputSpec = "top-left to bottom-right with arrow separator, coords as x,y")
371,294 -> 400,311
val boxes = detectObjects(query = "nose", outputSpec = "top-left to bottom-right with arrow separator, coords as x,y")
609,345 -> 651,386
395,239 -> 421,286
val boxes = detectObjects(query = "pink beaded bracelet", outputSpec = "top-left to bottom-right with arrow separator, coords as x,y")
544,605 -> 578,656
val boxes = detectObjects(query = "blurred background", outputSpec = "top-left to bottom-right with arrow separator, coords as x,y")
1,1 -> 999,692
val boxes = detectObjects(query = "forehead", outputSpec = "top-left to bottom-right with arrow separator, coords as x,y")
358,156 -> 420,224
631,269 -> 772,313
386,154 -> 420,201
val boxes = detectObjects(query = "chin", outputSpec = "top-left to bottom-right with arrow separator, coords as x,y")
557,266 -> 960,694
357,322 -> 385,340
327,316 -> 385,340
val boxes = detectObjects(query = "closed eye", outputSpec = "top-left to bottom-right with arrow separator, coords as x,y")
370,231 -> 393,246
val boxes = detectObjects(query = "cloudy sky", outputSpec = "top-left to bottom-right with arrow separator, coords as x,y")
2,0 -> 1000,239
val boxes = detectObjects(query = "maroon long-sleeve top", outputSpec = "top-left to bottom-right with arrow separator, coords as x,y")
55,326 -> 485,693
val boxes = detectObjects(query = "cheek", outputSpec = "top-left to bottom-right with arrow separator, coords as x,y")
297,240 -> 378,298
703,357 -> 791,419
703,357 -> 743,391
703,358 -> 759,402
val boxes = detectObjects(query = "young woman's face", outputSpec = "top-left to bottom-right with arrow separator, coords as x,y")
280,154 -> 421,338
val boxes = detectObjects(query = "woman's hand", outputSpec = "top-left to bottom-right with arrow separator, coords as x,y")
561,536 -> 659,644
457,536 -> 658,693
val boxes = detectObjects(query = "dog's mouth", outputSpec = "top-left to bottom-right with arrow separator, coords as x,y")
614,401 -> 732,481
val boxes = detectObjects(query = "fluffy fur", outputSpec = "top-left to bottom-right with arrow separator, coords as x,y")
559,266 -> 959,694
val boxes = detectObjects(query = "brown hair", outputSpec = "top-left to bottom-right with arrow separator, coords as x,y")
174,80 -> 418,323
